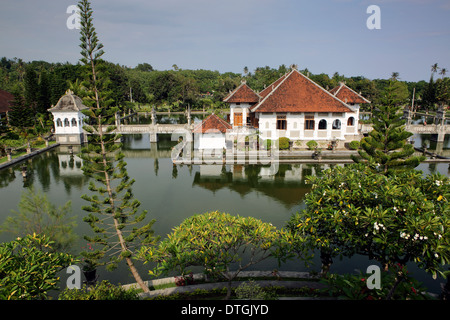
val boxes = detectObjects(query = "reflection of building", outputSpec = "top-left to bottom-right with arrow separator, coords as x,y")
58,154 -> 83,176
48,90 -> 88,145
192,163 -> 337,208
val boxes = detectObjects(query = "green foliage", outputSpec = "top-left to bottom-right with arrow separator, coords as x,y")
138,211 -> 298,298
0,187 -> 77,252
278,137 -> 290,150
306,140 -> 318,150
287,163 -> 450,284
235,279 -> 268,300
348,140 -> 360,150
0,234 -> 76,300
352,80 -> 425,174
58,280 -> 139,300
321,266 -> 432,300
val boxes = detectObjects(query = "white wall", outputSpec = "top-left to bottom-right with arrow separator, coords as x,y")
257,112 -> 359,141
196,133 -> 227,150
52,111 -> 87,135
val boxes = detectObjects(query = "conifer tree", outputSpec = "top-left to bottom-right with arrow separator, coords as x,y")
352,80 -> 425,175
77,0 -> 155,293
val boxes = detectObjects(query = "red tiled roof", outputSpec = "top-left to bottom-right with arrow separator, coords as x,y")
258,73 -> 288,98
330,83 -> 371,104
223,81 -> 260,103
251,69 -> 354,113
0,89 -> 14,113
193,113 -> 232,133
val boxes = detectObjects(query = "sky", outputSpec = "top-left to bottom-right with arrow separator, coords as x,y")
0,0 -> 449,82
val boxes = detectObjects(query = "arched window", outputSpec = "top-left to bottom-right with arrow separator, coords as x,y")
71,118 -> 77,127
318,119 -> 327,130
64,118 -> 70,127
332,119 -> 341,130
347,117 -> 355,126
56,118 -> 62,127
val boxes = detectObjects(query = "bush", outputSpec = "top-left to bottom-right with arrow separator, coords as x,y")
235,280 -> 267,300
278,137 -> 290,150
348,140 -> 360,150
58,280 -> 140,300
306,140 -> 318,150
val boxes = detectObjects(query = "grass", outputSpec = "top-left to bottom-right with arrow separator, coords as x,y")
0,140 -> 57,164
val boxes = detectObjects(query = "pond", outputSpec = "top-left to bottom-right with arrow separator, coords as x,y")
0,132 -> 448,295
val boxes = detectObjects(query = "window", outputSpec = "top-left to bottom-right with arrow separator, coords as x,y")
318,119 -> 327,130
64,118 -> 70,127
347,117 -> 355,126
277,115 -> 287,130
71,118 -> 77,127
332,119 -> 341,130
56,119 -> 62,127
304,114 -> 315,130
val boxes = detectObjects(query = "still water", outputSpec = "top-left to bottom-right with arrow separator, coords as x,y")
0,132 -> 449,295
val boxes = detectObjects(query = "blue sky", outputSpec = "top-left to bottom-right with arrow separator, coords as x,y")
0,0 -> 449,81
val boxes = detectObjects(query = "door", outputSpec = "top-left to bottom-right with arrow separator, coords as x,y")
234,112 -> 243,127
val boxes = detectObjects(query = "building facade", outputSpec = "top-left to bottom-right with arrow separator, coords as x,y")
48,90 -> 88,144
223,69 -> 370,143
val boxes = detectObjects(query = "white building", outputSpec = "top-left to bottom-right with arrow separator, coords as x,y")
48,90 -> 88,144
193,113 -> 232,150
223,68 -> 370,144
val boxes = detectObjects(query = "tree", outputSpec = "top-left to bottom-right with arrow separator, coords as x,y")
36,69 -> 52,116
23,65 -> 39,112
352,80 -> 425,175
77,0 -> 156,293
391,72 -> 400,81
0,234 -> 76,300
287,163 -> 450,299
138,211 -> 296,299
135,63 -> 154,72
0,187 -> 76,253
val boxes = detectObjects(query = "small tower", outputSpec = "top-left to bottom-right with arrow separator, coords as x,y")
48,90 -> 88,144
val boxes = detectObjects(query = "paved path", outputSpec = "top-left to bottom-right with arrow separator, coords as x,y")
122,271 -> 329,300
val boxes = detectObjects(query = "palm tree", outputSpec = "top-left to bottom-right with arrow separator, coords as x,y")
431,63 -> 439,76
391,72 -> 400,81
439,68 -> 447,79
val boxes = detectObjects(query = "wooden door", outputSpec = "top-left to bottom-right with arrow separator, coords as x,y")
234,113 -> 243,127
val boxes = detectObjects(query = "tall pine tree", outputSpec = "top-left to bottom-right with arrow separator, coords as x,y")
352,80 -> 425,175
77,0 -> 155,293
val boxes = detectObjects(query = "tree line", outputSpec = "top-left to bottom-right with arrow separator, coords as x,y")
2,57 -> 449,116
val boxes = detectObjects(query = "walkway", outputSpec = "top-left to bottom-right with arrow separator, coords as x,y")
122,271 -> 327,300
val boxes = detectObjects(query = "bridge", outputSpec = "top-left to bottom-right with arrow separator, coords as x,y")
114,111 -> 195,142
360,123 -> 450,142
115,123 -> 194,142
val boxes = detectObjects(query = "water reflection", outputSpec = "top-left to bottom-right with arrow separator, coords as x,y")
0,133 -> 448,294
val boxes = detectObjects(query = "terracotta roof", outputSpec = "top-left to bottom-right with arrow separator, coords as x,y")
223,81 -> 260,103
258,73 -> 288,98
0,89 -> 14,113
330,83 -> 371,104
251,69 -> 354,113
48,90 -> 88,113
193,113 -> 232,133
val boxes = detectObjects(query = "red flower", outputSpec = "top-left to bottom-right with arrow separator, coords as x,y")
411,286 -> 417,294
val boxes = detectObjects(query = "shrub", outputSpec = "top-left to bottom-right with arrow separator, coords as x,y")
278,137 -> 290,150
235,280 -> 267,300
348,140 -> 360,150
58,280 -> 140,300
306,140 -> 318,150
